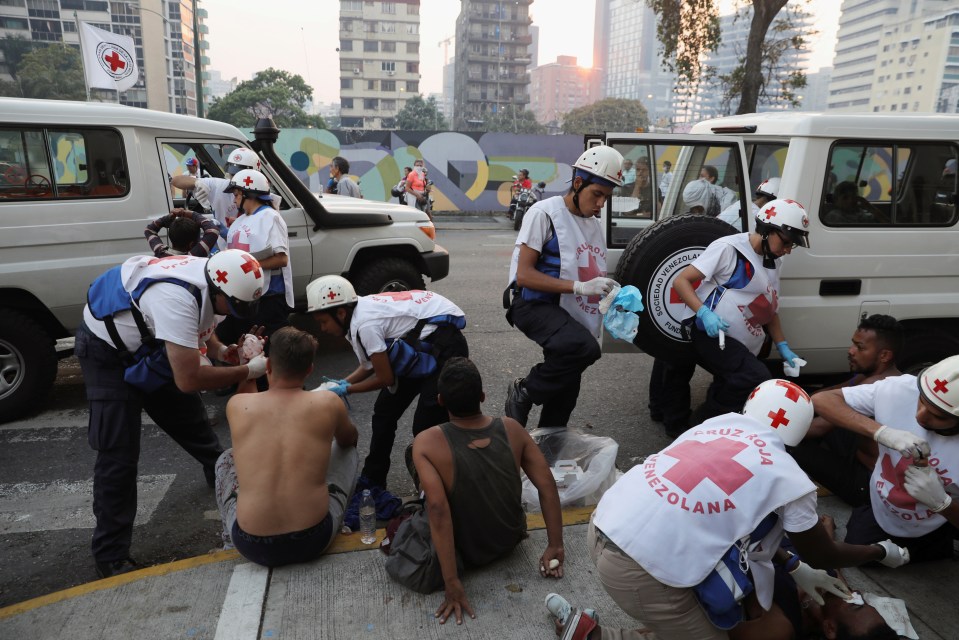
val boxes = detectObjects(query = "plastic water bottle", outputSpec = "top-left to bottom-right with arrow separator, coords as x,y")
359,489 -> 376,544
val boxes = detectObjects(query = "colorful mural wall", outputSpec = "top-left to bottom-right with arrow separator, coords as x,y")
243,128 -> 584,212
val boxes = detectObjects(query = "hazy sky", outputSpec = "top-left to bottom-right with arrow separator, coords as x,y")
204,0 -> 841,105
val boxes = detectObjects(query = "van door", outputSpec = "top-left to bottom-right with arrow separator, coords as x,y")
594,133 -> 751,353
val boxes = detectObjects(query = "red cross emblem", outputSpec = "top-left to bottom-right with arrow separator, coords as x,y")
775,379 -> 810,403
879,453 -> 917,510
662,438 -> 754,496
239,254 -> 261,278
934,378 -> 949,394
215,269 -> 229,284
104,50 -> 126,72
669,278 -> 701,304
374,291 -> 414,301
767,408 -> 789,428
242,175 -> 254,187
228,238 -> 250,252
326,290 -> 338,301
764,206 -> 777,218
577,252 -> 604,303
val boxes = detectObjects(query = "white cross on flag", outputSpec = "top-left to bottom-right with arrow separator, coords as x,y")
79,22 -> 138,92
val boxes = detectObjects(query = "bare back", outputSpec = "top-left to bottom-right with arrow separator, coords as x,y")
227,388 -> 349,535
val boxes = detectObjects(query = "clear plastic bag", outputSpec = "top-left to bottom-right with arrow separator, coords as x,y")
521,427 -> 621,512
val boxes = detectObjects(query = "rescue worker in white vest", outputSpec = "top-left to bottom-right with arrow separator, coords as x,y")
504,146 -> 624,428
546,379 -> 910,640
304,276 -> 469,494
814,354 -> 959,563
218,169 -> 293,373
171,147 -> 267,239
673,198 -> 810,422
76,249 -> 268,579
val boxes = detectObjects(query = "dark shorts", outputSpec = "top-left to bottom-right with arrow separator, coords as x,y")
232,512 -> 335,568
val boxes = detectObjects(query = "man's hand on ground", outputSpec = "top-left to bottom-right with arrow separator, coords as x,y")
435,578 -> 475,625
539,545 -> 565,579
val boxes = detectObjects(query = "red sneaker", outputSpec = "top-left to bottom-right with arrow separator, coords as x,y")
559,609 -> 598,640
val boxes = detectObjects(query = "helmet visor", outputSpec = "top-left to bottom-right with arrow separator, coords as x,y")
781,226 -> 810,249
225,162 -> 248,176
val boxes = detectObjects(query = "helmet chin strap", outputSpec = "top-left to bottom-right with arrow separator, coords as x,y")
760,234 -> 777,268
570,177 -> 590,216
332,305 -> 352,335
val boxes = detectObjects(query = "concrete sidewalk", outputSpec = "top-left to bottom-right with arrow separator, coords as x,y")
0,501 -> 952,640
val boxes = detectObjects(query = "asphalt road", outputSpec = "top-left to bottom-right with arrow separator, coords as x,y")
0,225 -> 711,607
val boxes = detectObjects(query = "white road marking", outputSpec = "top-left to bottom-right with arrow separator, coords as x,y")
214,563 -> 270,640
0,474 -> 175,533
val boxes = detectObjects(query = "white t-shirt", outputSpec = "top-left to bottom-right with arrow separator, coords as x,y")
842,375 -> 959,537
197,176 -> 237,228
593,413 -> 817,602
348,290 -> 465,369
226,205 -> 294,307
718,200 -> 758,228
83,256 -> 218,351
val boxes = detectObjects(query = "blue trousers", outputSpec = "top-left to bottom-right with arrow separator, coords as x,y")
75,323 -> 223,562
691,325 -> 772,420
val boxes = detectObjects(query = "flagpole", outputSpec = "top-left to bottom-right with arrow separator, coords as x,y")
74,12 -> 91,101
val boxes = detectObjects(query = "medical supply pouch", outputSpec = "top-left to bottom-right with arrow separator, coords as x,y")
382,314 -> 466,379
123,341 -> 175,393
691,512 -> 778,630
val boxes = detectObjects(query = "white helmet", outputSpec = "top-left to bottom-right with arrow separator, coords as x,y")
224,147 -> 261,175
306,275 -> 357,313
743,379 -> 814,446
918,355 -> 959,418
755,198 -> 810,248
206,249 -> 264,318
225,169 -> 272,202
755,177 -> 780,200
573,145 -> 624,187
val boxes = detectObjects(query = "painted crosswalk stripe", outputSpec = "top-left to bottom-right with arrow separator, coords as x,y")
214,563 -> 270,640
0,474 -> 175,534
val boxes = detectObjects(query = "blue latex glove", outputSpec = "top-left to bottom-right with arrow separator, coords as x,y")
322,376 -> 351,398
776,341 -> 800,367
696,305 -> 730,338
614,285 -> 644,313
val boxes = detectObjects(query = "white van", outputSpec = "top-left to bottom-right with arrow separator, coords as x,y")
594,112 -> 959,376
0,98 -> 447,422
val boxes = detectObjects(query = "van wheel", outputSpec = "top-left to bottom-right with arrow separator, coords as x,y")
614,214 -> 737,361
351,258 -> 426,295
0,310 -> 58,424
898,327 -> 959,376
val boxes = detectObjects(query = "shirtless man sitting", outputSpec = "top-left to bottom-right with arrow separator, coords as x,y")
790,314 -> 903,507
214,326 -> 359,567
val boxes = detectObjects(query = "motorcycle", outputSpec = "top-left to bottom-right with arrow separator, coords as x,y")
512,187 -> 538,231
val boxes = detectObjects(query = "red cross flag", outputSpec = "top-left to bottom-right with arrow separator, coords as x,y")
79,22 -> 138,92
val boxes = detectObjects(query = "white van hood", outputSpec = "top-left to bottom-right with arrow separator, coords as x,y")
315,192 -> 428,223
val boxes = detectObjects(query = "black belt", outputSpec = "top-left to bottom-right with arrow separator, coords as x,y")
595,526 -> 626,555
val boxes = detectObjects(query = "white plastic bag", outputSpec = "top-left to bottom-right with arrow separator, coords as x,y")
522,427 -> 621,512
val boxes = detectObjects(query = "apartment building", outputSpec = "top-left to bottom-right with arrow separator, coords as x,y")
338,0 -> 421,130
529,55 -> 600,128
452,0 -> 533,130
0,0 -> 207,115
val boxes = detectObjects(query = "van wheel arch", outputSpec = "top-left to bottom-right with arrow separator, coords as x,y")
897,322 -> 959,375
349,257 -> 426,295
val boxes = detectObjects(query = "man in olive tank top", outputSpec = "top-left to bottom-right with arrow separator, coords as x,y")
411,358 -> 565,625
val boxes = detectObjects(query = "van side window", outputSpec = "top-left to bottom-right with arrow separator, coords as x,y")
0,127 -> 127,201
822,142 -> 958,227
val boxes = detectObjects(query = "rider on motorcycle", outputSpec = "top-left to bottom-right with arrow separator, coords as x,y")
508,169 -> 534,219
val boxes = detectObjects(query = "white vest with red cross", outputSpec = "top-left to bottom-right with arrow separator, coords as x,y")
226,205 -> 293,307
692,233 -> 780,355
593,413 -> 816,604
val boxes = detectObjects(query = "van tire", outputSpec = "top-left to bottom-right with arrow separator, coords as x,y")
614,214 -> 737,361
351,257 -> 426,295
0,309 -> 58,423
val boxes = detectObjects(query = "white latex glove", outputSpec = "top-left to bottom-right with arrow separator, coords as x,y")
238,334 -> 265,365
788,561 -> 851,605
573,277 -> 617,297
873,425 -> 930,460
875,540 -> 910,568
245,354 -> 267,380
904,465 -> 952,513
193,179 -> 211,209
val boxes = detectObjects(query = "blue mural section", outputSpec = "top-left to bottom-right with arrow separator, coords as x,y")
243,128 -> 583,212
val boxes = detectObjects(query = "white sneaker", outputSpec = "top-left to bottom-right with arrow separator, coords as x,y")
545,593 -> 598,627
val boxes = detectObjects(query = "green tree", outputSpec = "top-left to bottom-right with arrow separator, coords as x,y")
0,35 -> 37,83
646,0 -> 807,115
561,98 -> 650,135
2,44 -> 85,100
394,95 -> 448,131
483,104 -> 546,134
207,68 -> 326,129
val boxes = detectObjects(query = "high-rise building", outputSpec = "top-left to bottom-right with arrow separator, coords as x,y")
592,0 -> 676,127
868,9 -> 959,113
827,0 -> 951,111
529,55 -> 600,128
0,0 -> 206,115
452,0 -> 533,130
337,0 -> 421,130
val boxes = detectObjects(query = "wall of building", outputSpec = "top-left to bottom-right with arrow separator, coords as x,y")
247,128 -> 582,212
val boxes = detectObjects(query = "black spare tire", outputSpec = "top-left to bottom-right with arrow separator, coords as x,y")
614,214 -> 737,361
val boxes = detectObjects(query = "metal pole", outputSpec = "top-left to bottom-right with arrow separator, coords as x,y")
193,0 -> 203,117
74,11 -> 91,101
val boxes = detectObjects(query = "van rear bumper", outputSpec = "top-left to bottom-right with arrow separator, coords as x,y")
422,245 -> 450,282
